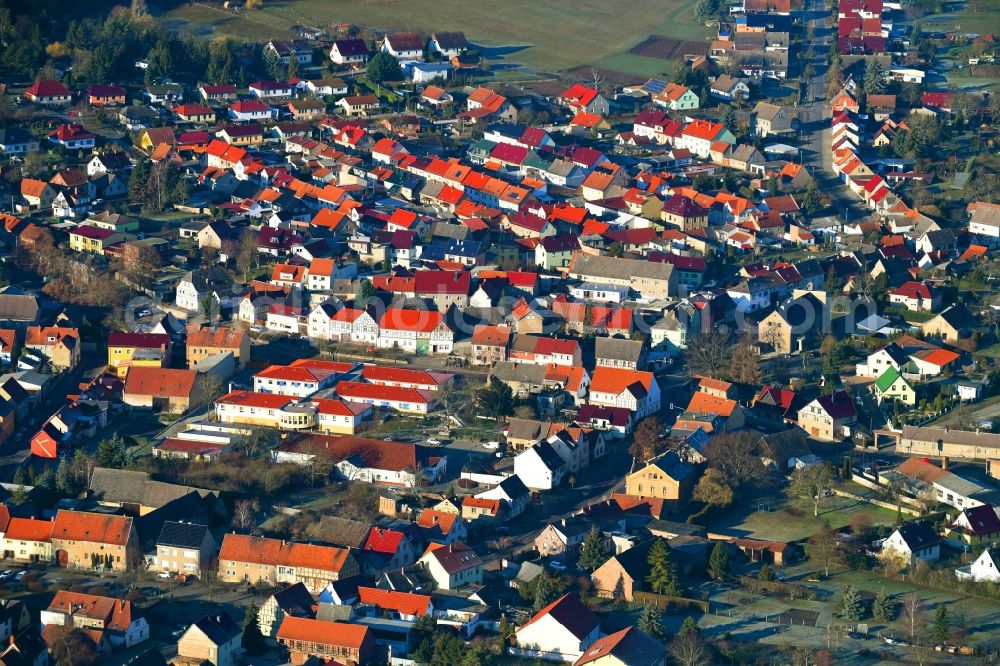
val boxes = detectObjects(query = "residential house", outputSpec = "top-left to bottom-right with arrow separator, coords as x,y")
588,367 -> 661,419
752,102 -> 792,137
574,626 -> 666,666
512,594 -> 600,663
24,80 -> 72,105
430,32 -> 470,58
0,127 -> 40,156
154,522 -> 216,577
258,583 -> 316,641
418,542 -> 483,590
514,439 -> 567,490
948,505 -> 1000,546
535,517 -> 594,558
880,520 -> 941,567
40,592 -> 148,648
921,303 -> 979,344
889,281 -> 940,312
50,510 -> 138,572
377,308 -> 454,355
956,548 -> 1000,583
48,124 -> 96,150
176,613 -> 242,666
594,337 -> 646,370
337,95 -> 382,117
382,32 -> 425,61
330,39 -> 370,66
624,452 -> 696,508
276,617 -> 374,666
24,326 -> 79,372
567,254 -> 678,301
710,74 -> 750,102
218,533 -> 360,591
187,327 -> 250,368
873,367 -> 916,405
471,324 -> 512,366
106,332 -> 170,378
797,391 -> 857,441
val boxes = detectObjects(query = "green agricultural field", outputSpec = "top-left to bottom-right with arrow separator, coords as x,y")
163,0 -> 712,76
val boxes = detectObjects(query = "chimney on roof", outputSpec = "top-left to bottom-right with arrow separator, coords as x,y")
941,456 -> 949,471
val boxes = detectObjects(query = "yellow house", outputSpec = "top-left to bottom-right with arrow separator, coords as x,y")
25,326 -> 80,372
215,126 -> 264,147
874,367 -> 916,406
69,225 -> 130,256
623,451 -> 696,508
107,332 -> 171,378
138,127 -> 175,152
1,517 -> 54,563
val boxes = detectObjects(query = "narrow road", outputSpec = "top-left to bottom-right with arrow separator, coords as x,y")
798,0 -> 869,220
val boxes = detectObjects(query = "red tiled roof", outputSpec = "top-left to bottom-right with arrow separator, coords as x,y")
4,517 -> 52,542
123,367 -> 196,399
379,308 -> 444,333
335,380 -> 434,405
357,587 -> 430,615
52,510 -> 131,545
276,617 -> 369,648
26,80 -> 71,98
220,533 -> 352,572
422,541 -> 482,573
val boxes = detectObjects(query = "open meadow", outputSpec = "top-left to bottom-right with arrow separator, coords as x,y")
163,0 -> 713,77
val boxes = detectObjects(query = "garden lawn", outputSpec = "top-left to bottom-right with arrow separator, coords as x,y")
707,495 -> 899,543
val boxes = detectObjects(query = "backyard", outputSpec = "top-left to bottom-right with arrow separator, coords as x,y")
162,0 -> 713,76
707,492 -> 900,543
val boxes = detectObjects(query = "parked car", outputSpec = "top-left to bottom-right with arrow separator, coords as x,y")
548,560 -> 566,571
426,438 -> 442,446
483,441 -> 500,450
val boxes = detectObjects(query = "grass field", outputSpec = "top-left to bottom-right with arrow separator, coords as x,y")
163,0 -> 712,76
708,495 -> 899,543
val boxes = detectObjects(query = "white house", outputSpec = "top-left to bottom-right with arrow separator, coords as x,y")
329,39 -> 370,66
253,362 -> 342,398
513,439 -> 566,491
41,592 -> 150,649
880,520 -> 941,567
249,80 -> 295,100
418,542 -> 483,590
512,594 -> 600,663
475,475 -> 530,519
381,32 -> 425,62
587,367 -> 661,419
307,305 -> 379,344
377,308 -> 454,354
569,283 -> 629,304
956,548 -> 1000,583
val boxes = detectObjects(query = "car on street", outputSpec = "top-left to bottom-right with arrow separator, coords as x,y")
157,571 -> 172,579
14,570 -> 28,581
548,560 -> 567,571
483,441 -> 500,450
0,570 -> 16,580
426,438 -> 442,446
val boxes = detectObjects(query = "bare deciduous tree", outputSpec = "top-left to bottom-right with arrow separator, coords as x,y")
669,631 -> 710,666
899,593 -> 924,643
232,499 -> 257,532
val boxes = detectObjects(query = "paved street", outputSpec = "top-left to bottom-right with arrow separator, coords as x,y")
798,0 -> 869,220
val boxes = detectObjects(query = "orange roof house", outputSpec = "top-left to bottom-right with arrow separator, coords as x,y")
219,533 -> 360,590
276,617 -> 374,664
50,510 -> 137,572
